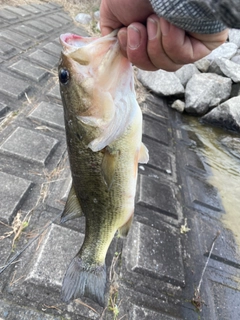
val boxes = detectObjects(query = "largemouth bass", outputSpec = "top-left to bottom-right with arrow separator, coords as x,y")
58,30 -> 149,306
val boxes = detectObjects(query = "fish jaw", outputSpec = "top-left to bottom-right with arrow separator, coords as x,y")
58,31 -> 138,152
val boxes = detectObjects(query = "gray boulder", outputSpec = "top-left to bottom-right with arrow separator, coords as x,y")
213,58 -> 240,82
75,13 -> 92,24
202,96 -> 240,132
185,73 -> 232,115
229,29 -> 240,48
231,54 -> 240,65
194,58 -> 210,72
137,69 -> 184,96
175,64 -> 200,87
205,42 -> 238,61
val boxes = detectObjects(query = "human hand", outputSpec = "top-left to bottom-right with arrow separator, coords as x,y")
100,0 -> 229,71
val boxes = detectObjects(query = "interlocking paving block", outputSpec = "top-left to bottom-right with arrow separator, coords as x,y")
0,299 -> 62,320
211,281 -> 240,319
0,30 -> 32,49
39,16 -> 62,28
184,150 -> 206,174
9,59 -> 48,82
47,83 -> 61,100
4,6 -> 31,17
0,71 -> 30,99
54,12 -> 72,22
136,175 -> 179,219
0,9 -> 18,21
130,305 -> 182,320
187,176 -> 224,213
143,116 -> 169,145
43,42 -> 61,56
0,171 -> 32,224
13,24 -> 44,39
29,3 -> 51,12
29,49 -> 58,68
143,136 -> 172,174
28,101 -> 64,130
0,38 -> 18,59
51,12 -> 72,25
142,95 -> 169,124
125,221 -> 185,286
0,102 -> 9,116
21,4 -> 41,14
0,127 -> 59,166
26,20 -> 54,33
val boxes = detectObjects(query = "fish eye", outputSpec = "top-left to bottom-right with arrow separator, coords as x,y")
59,68 -> 70,84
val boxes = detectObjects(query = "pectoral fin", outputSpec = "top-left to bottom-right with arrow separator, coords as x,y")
61,185 -> 83,223
138,143 -> 149,164
101,147 -> 119,190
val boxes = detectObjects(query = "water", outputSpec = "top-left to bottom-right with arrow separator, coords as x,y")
183,117 -> 240,247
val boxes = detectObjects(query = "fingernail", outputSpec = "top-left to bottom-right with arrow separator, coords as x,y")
147,18 -> 158,40
118,30 -> 127,50
160,18 -> 170,36
128,26 -> 140,49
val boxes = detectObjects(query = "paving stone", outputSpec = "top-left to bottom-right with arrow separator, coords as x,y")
39,16 -> 62,28
142,97 -> 169,125
52,12 -> 72,24
187,176 -> 224,213
28,3 -> 51,12
26,20 -> 54,33
0,71 -> 30,99
0,102 -> 9,116
0,299 -> 62,320
143,136 -> 172,174
0,38 -> 18,59
143,116 -> 169,146
211,281 -> 240,319
184,150 -> 206,174
29,49 -> 58,68
130,305 -> 182,320
0,30 -> 32,49
3,6 -> 31,18
125,221 -> 185,286
47,83 -> 61,100
28,101 -> 64,130
0,9 -> 19,21
0,127 -> 59,166
13,24 -> 44,39
21,4 -> 41,14
43,42 -> 61,56
0,171 -> 32,224
9,59 -> 48,82
136,175 -> 179,219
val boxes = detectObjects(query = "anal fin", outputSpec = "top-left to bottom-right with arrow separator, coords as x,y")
118,213 -> 134,237
61,184 -> 83,223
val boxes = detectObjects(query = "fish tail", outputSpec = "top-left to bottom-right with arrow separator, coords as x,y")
61,255 -> 106,306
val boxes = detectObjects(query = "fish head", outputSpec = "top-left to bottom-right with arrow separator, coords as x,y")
58,31 -> 139,152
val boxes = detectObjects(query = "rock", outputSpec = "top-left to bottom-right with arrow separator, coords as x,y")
230,83 -> 240,97
220,136 -> 240,159
171,100 -> 185,113
213,58 -> 240,82
75,13 -> 92,24
202,96 -> 240,132
205,42 -> 238,61
175,64 -> 200,87
194,58 -> 210,72
137,69 -> 184,96
229,29 -> 240,48
231,54 -> 240,65
208,60 -> 225,76
94,10 -> 100,21
185,73 -> 232,115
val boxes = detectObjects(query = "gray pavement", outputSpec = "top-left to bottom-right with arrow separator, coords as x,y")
0,2 -> 240,320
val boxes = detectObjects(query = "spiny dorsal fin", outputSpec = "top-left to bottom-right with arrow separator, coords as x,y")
61,184 -> 83,223
138,142 -> 149,164
101,146 -> 120,190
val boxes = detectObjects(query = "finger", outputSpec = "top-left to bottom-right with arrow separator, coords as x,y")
125,23 -> 158,71
146,15 -> 183,71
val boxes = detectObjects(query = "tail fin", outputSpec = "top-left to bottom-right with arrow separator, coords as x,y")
61,256 -> 106,307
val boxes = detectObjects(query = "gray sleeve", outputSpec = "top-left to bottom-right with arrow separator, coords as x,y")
149,0 -> 231,34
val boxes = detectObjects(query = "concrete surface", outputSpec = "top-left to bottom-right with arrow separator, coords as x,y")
0,2 -> 240,320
